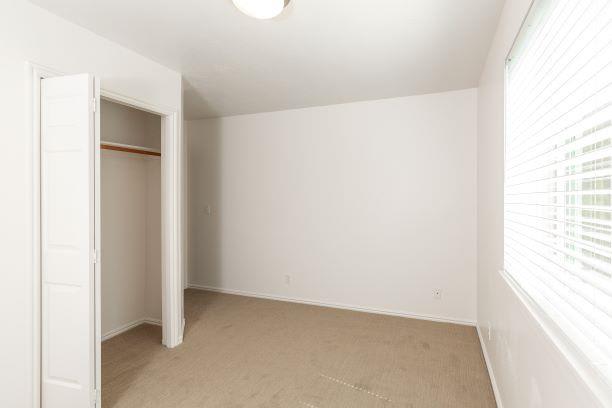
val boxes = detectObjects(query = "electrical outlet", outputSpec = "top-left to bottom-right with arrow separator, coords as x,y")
284,275 -> 291,285
433,289 -> 442,299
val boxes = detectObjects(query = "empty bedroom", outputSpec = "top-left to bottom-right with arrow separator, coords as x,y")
0,0 -> 610,407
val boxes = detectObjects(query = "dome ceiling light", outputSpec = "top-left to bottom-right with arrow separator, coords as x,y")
232,0 -> 291,20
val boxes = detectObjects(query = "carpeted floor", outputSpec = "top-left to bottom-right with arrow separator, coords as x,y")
102,289 -> 496,408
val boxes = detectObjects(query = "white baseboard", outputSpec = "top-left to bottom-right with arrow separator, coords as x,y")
102,317 -> 162,342
477,325 -> 503,408
187,283 -> 476,327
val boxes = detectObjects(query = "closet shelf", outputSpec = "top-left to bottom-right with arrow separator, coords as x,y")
101,141 -> 161,157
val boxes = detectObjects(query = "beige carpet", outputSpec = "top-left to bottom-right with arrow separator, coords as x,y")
102,289 -> 496,408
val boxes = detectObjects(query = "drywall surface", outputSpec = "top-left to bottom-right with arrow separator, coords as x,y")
101,150 -> 147,334
186,89 -> 477,324
101,99 -> 161,150
476,1 -> 606,407
0,2 -> 181,406
101,101 -> 161,337
146,158 -> 162,321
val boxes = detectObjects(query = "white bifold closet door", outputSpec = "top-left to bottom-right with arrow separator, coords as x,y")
41,73 -> 100,408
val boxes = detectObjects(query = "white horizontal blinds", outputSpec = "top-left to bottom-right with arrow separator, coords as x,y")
505,0 -> 612,386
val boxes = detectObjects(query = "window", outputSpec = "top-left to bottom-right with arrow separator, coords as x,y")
504,0 -> 612,389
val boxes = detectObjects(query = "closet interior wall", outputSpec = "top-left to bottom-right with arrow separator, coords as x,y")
101,99 -> 162,340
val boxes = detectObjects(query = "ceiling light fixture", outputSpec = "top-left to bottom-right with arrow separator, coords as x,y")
232,0 -> 290,20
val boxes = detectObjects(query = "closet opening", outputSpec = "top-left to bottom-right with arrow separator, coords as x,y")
99,99 -> 163,397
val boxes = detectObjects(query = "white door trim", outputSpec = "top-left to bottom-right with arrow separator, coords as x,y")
27,62 -> 184,408
98,88 -> 184,348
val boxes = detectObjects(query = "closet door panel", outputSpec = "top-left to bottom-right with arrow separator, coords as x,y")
41,73 -> 97,408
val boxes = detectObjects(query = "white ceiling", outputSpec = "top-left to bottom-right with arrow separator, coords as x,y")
30,0 -> 504,119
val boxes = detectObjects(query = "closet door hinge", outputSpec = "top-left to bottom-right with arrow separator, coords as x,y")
92,249 -> 99,264
91,388 -> 100,406
91,98 -> 97,113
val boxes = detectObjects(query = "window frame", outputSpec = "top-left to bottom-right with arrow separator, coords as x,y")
502,0 -> 612,404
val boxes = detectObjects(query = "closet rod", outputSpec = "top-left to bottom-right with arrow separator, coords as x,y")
101,142 -> 161,157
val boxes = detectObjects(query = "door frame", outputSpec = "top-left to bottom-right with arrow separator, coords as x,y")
27,62 -> 184,408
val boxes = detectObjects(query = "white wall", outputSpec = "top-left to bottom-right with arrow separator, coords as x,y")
476,1 -> 605,407
101,101 -> 161,338
0,2 -> 181,407
146,158 -> 162,321
101,99 -> 162,150
186,88 -> 477,324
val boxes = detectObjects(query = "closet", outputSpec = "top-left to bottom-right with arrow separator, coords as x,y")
100,99 -> 162,342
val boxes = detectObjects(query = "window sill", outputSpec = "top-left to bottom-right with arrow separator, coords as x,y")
498,268 -> 612,407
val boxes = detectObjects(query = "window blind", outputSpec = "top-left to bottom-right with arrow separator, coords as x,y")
505,0 -> 612,388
